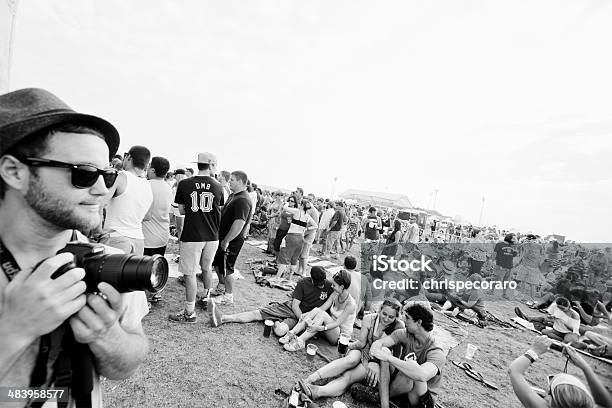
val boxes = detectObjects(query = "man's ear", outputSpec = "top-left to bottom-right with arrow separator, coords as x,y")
0,155 -> 30,192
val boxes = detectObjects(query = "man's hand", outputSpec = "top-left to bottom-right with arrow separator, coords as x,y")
563,345 -> 589,371
1,253 -> 87,340
219,240 -> 229,251
69,282 -> 126,345
370,346 -> 392,362
366,361 -> 380,387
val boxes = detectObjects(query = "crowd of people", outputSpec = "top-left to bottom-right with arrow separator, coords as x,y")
0,88 -> 610,408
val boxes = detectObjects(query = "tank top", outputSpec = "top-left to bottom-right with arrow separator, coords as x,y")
330,292 -> 356,335
105,171 -> 153,239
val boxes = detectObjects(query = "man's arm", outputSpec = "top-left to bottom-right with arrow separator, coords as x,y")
178,204 -> 186,216
69,283 -> 148,380
291,298 -> 303,320
384,357 -> 438,383
107,171 -> 127,199
221,220 -> 247,248
89,319 -> 148,380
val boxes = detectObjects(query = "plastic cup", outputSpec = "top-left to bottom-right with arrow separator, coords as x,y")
465,343 -> 477,360
263,320 -> 274,337
306,344 -> 318,360
338,334 -> 350,354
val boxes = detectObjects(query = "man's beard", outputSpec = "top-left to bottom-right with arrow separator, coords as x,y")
25,174 -> 100,235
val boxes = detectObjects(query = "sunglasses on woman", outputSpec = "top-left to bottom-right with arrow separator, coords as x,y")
19,157 -> 119,189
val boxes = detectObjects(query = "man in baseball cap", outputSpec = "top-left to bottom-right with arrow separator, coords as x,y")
0,88 -> 149,406
169,151 -> 225,322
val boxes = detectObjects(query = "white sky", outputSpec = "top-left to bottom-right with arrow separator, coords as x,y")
8,1 -> 612,241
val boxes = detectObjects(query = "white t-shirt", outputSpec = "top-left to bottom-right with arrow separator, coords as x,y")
143,179 -> 173,248
105,171 -> 153,240
319,208 -> 335,230
248,191 -> 258,217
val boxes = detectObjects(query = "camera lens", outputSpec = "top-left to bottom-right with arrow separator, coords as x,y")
83,254 -> 169,293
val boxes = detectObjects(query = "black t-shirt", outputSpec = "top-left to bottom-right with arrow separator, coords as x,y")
219,190 -> 252,241
175,176 -> 224,242
292,277 -> 334,313
494,241 -> 517,269
330,209 -> 344,231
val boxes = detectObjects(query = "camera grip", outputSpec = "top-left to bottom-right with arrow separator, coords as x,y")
50,260 -> 77,279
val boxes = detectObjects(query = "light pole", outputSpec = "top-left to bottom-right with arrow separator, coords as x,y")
331,176 -> 338,199
478,196 -> 485,225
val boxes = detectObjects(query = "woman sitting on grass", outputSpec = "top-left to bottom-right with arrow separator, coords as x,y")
295,298 -> 405,401
280,270 -> 356,352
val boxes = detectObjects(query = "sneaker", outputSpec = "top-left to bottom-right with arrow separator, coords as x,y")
350,383 -> 379,404
173,256 -> 180,263
168,309 -> 196,323
209,300 -> 222,327
196,297 -> 208,310
283,337 -> 305,352
210,286 -> 226,296
215,294 -> 234,305
278,331 -> 296,345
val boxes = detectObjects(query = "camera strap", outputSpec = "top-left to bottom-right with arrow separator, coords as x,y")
0,239 -> 52,394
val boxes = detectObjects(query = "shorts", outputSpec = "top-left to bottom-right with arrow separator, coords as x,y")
179,241 -> 219,275
496,265 -> 513,282
259,300 -> 299,329
105,234 -> 144,255
144,246 -> 166,256
212,237 -> 245,276
300,230 -> 316,259
277,233 -> 304,265
326,230 -> 342,250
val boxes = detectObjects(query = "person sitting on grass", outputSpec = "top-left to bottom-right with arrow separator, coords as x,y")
209,266 -> 333,331
571,330 -> 612,358
359,304 -> 446,408
281,270 -> 357,352
509,336 -> 612,408
439,273 -> 486,319
515,297 -> 580,343
571,289 -> 612,332
343,255 -> 373,318
295,298 -> 405,401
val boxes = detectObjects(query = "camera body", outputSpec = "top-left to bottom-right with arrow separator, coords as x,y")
54,242 -> 168,293
549,342 -> 564,352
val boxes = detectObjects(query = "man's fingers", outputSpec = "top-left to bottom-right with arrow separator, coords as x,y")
75,305 -> 106,334
51,267 -> 86,291
60,295 -> 88,318
58,281 -> 88,304
86,293 -> 119,326
29,253 -> 75,281
96,282 -> 123,312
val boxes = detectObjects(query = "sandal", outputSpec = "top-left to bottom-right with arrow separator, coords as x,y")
465,368 -> 498,390
451,360 -> 473,370
296,379 -> 314,400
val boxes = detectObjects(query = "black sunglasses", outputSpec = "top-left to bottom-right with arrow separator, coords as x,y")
19,157 -> 118,189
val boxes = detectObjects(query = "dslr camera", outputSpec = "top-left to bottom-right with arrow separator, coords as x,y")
52,242 -> 168,293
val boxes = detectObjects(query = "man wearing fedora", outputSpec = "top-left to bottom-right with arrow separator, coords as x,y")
169,152 -> 224,323
0,88 -> 148,406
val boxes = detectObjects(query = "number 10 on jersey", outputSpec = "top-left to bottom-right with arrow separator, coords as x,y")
190,191 -> 214,212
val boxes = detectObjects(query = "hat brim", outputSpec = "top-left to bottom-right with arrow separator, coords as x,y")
0,111 -> 120,158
